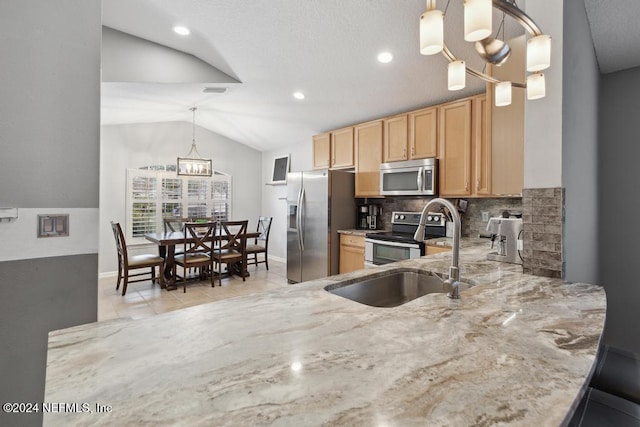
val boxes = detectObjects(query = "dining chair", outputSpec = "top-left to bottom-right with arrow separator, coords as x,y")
163,217 -> 189,233
173,221 -> 217,292
110,222 -> 165,296
245,216 -> 272,270
211,220 -> 248,286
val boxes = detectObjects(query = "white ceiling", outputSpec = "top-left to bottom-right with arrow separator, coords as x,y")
102,0 -> 640,153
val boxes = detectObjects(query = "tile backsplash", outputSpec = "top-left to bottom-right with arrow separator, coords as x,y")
365,196 -> 523,237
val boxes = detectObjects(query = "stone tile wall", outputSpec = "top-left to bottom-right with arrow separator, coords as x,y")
521,188 -> 564,278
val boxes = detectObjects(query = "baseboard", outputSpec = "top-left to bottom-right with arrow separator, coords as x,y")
268,254 -> 285,263
99,271 -> 118,279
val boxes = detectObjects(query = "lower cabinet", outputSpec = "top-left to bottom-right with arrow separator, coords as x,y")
339,234 -> 365,274
425,244 -> 451,256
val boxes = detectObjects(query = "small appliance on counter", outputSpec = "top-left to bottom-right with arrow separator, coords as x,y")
486,217 -> 523,264
357,204 -> 382,230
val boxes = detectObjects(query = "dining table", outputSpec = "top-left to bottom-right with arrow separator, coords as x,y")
144,229 -> 260,289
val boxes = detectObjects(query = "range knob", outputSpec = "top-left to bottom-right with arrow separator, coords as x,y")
427,215 -> 433,221
399,215 -> 405,220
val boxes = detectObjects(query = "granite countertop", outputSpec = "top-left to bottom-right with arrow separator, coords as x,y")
337,228 -> 386,236
44,239 -> 606,426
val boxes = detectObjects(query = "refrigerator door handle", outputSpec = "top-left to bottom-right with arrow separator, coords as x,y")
296,187 -> 303,252
299,187 -> 305,251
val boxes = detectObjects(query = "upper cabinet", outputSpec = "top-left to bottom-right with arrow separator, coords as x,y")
409,106 -> 438,160
330,127 -> 355,169
383,115 -> 408,162
472,94 -> 492,196
355,120 -> 383,197
383,108 -> 437,163
488,35 -> 525,196
312,132 -> 331,169
438,99 -> 473,197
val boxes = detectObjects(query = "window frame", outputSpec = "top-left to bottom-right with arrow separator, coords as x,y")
126,167 -> 232,244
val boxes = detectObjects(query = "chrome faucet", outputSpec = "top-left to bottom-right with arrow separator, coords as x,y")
413,198 -> 462,299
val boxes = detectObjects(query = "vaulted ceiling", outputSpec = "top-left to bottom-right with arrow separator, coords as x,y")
101,0 -> 640,152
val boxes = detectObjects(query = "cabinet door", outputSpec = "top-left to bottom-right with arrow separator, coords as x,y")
339,235 -> 365,274
383,115 -> 408,162
439,99 -> 472,196
472,95 -> 491,195
355,120 -> 383,197
312,133 -> 331,169
409,107 -> 438,159
425,244 -> 451,255
331,127 -> 354,169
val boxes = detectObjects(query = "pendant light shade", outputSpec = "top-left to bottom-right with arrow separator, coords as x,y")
464,0 -> 492,42
448,60 -> 466,91
177,107 -> 212,177
495,81 -> 512,107
526,72 -> 546,100
527,34 -> 551,72
420,9 -> 444,55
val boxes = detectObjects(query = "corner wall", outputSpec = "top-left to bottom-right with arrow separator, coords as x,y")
0,1 -> 101,426
599,66 -> 640,353
562,0 -> 600,284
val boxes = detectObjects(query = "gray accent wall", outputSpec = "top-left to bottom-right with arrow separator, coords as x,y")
562,0 -> 600,284
599,66 -> 640,353
0,1 -> 101,426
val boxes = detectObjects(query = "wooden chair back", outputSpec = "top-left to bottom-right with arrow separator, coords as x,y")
111,221 -> 128,261
254,216 -> 272,246
219,220 -> 248,253
164,217 -> 189,232
182,221 -> 217,255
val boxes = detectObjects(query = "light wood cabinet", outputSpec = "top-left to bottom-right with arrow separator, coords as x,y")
488,35 -> 525,196
330,127 -> 355,169
355,120 -> 383,197
339,234 -> 365,274
472,94 -> 492,196
312,133 -> 331,169
409,106 -> 438,159
383,115 -> 408,162
438,99 -> 473,197
425,244 -> 451,256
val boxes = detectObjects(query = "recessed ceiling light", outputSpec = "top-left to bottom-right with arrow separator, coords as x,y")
173,26 -> 190,36
377,52 -> 394,63
293,92 -> 305,100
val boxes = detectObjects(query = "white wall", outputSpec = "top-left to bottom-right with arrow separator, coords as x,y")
562,0 -> 600,284
524,0 -> 564,188
100,121 -> 262,274
261,141 -> 313,261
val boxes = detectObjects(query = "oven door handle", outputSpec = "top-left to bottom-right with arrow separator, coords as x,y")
365,238 -> 421,249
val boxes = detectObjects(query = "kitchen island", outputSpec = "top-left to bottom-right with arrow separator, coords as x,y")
44,240 -> 606,426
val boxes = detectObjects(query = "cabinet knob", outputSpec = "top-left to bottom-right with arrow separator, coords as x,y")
476,179 -> 480,191
465,181 -> 469,191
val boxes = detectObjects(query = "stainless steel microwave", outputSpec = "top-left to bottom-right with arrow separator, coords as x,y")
379,158 -> 437,196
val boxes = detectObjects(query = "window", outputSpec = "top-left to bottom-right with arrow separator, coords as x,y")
126,167 -> 232,243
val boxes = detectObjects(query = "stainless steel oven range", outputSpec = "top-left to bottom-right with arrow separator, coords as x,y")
364,211 -> 446,267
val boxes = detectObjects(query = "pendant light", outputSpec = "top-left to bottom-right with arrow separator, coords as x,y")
464,0 -> 492,42
177,107 -> 212,177
526,73 -> 546,100
448,60 -> 466,90
527,34 -> 552,72
420,0 -> 444,55
495,81 -> 512,107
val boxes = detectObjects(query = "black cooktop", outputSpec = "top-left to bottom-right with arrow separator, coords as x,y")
366,231 -> 422,245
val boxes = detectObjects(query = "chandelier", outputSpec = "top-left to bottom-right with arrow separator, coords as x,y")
177,107 -> 212,177
419,0 -> 551,106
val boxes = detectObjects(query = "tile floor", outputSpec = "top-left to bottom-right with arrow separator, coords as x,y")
98,260 -> 289,321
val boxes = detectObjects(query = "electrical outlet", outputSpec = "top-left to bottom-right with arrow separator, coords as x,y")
481,211 -> 489,222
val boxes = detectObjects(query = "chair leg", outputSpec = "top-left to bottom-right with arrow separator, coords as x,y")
151,267 -> 156,284
183,264 -> 187,293
122,271 -> 129,296
116,261 -> 122,290
264,253 -> 269,270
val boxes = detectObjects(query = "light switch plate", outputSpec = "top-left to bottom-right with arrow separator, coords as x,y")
481,211 -> 489,222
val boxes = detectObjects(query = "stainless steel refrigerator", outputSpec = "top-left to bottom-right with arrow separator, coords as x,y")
287,169 -> 355,283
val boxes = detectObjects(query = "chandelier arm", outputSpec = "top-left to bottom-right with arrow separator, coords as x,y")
441,45 -> 526,88
492,0 -> 542,37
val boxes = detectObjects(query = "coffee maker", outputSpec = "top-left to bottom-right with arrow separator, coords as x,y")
357,205 -> 381,230
486,217 -> 523,264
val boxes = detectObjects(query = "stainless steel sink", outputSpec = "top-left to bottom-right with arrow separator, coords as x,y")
325,270 -> 473,308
